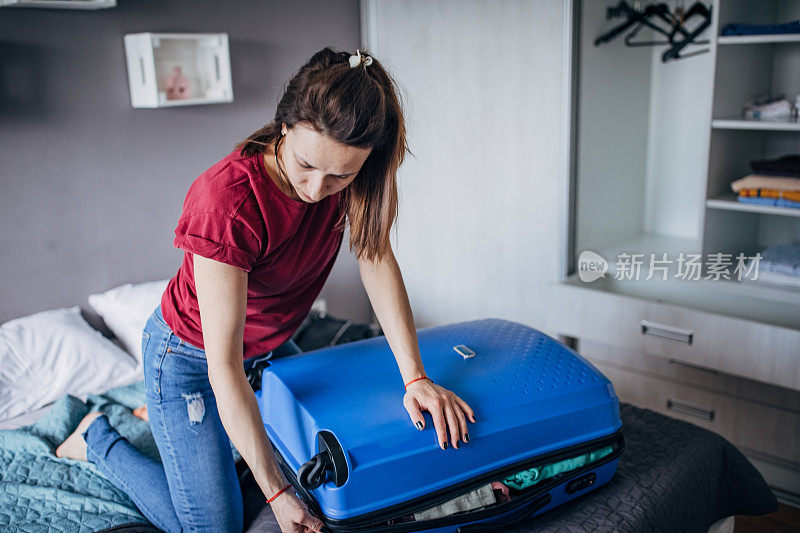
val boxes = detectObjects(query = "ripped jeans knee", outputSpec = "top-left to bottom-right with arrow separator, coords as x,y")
181,392 -> 205,425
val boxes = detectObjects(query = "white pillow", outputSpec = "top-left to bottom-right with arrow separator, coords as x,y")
88,279 -> 328,365
88,279 -> 168,364
0,306 -> 140,422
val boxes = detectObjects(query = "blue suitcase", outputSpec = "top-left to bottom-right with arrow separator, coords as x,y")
254,318 -> 624,532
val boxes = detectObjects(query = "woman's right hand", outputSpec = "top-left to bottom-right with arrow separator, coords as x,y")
271,491 -> 325,533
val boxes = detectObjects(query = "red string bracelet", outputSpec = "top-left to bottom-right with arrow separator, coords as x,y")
404,376 -> 432,391
267,484 -> 292,503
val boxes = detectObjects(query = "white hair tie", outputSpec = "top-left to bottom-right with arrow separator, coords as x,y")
349,49 -> 373,68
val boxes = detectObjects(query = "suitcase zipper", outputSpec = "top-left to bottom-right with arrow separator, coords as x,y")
327,440 -> 623,533
275,427 -> 624,532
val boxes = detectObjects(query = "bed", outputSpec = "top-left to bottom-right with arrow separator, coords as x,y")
238,404 -> 776,533
0,281 -> 777,532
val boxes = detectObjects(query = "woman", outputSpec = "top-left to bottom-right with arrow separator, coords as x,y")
55,47 -> 476,533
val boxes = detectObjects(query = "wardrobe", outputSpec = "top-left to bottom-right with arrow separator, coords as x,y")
551,0 -> 800,502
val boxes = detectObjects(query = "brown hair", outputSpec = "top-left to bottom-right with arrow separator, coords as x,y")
235,47 -> 408,262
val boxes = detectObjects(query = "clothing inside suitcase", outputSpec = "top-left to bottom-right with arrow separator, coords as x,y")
271,428 -> 624,532
270,433 -> 623,531
386,444 -> 616,525
256,319 -> 625,532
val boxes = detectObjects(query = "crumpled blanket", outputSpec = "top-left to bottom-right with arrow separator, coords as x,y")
0,382 -> 155,531
0,380 -> 242,532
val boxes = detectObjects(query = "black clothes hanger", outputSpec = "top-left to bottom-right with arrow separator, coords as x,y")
595,1 -> 711,62
624,3 -> 708,47
662,2 -> 712,61
595,1 -> 645,46
625,4 -> 678,46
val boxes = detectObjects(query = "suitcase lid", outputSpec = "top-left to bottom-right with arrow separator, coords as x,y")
257,318 -> 621,521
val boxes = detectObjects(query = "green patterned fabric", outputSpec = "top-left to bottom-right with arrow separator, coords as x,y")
503,445 -> 615,490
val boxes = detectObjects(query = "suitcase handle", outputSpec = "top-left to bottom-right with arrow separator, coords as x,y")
455,493 -> 551,532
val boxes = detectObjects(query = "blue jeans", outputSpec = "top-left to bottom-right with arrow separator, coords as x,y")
82,304 -> 302,532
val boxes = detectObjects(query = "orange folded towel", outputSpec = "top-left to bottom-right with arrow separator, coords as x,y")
738,188 -> 800,202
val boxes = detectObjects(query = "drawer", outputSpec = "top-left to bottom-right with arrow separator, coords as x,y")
579,339 -> 800,413
642,304 -> 799,392
547,278 -> 800,391
588,357 -> 800,466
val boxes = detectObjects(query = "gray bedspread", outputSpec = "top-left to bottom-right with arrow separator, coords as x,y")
240,404 -> 778,533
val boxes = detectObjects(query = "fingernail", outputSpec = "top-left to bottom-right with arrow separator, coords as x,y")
415,421 -> 423,430
442,441 -> 448,450
455,441 -> 459,449
465,433 -> 470,442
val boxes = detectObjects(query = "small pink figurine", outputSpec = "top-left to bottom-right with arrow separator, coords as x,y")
166,66 -> 190,100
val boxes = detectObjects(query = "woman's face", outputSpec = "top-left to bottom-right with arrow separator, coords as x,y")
278,122 -> 372,203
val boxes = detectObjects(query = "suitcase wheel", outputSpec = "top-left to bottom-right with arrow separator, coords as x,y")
298,452 -> 329,490
297,430 -> 349,490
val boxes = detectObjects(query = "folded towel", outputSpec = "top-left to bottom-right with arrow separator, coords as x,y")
759,244 -> 800,277
722,20 -> 800,36
738,188 -> 800,202
736,196 -> 800,209
731,174 -> 800,193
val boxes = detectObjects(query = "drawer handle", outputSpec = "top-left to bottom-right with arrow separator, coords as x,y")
667,398 -> 715,421
641,320 -> 693,344
139,56 -> 146,86
668,359 -> 718,375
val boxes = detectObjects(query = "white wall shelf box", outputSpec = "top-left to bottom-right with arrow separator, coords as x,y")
0,0 -> 115,8
123,33 -> 233,109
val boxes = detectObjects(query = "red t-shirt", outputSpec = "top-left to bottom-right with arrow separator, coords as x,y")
160,148 -> 345,359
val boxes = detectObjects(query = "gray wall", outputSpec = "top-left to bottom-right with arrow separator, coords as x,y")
0,0 -> 371,324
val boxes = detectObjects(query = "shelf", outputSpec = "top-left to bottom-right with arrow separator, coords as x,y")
581,233 -> 702,281
707,277 -> 800,307
595,233 -> 702,264
123,33 -> 233,109
578,232 -> 800,315
706,195 -> 800,217
0,0 -> 115,8
717,34 -> 800,45
712,118 -> 800,131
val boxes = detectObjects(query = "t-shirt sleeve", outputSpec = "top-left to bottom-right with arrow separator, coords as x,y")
173,210 -> 262,272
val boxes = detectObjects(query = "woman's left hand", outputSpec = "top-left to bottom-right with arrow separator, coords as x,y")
403,380 -> 476,450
